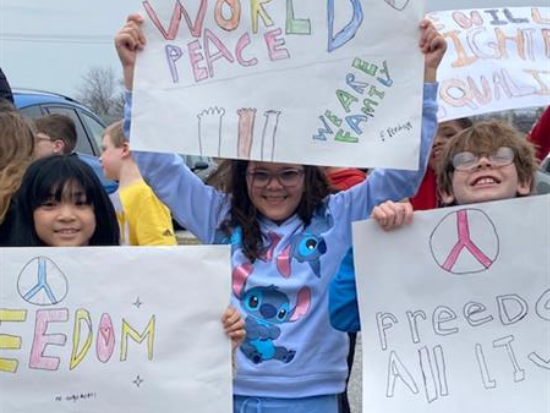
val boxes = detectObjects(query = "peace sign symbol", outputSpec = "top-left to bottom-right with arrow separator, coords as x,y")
430,209 -> 499,275
17,257 -> 68,306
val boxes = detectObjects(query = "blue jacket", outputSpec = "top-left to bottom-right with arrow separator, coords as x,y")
329,248 -> 361,332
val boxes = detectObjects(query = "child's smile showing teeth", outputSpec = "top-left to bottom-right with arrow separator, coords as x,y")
246,162 -> 305,224
471,176 -> 500,187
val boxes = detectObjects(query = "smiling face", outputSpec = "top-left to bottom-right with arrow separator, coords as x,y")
442,152 -> 531,205
438,121 -> 537,206
246,162 -> 305,224
33,182 -> 96,246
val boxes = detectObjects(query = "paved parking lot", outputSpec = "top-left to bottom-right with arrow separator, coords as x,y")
348,334 -> 362,413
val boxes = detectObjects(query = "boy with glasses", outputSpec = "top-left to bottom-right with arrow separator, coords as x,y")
437,120 -> 537,206
330,120 -> 539,331
34,114 -> 77,158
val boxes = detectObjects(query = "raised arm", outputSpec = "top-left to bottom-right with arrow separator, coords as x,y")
115,14 -> 146,90
330,19 -> 446,223
116,14 -> 228,242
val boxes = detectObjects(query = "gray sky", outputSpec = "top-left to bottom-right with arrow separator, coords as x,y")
0,0 -> 544,98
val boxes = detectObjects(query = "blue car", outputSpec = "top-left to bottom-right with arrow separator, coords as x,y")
13,89 -> 118,194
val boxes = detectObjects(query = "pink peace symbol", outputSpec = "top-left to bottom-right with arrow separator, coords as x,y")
430,209 -> 499,275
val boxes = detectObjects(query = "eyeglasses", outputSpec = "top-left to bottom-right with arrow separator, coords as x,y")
246,168 -> 304,188
452,147 -> 515,171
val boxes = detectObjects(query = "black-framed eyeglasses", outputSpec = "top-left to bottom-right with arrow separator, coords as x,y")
246,168 -> 304,188
452,147 -> 515,172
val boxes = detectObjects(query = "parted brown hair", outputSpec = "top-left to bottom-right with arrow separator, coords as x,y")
0,111 -> 36,223
103,120 -> 125,147
35,114 -> 77,154
217,160 -> 334,262
437,120 -> 538,201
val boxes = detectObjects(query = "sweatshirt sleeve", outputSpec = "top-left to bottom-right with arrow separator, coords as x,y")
123,91 -> 228,243
328,84 -> 438,332
329,82 -> 439,224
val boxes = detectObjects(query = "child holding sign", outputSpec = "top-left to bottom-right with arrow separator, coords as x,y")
329,120 -> 539,332
9,155 -> 246,349
116,13 -> 446,412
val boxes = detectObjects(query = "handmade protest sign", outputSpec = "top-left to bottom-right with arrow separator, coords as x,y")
0,246 -> 232,413
353,195 -> 550,413
429,7 -> 550,121
130,0 -> 426,169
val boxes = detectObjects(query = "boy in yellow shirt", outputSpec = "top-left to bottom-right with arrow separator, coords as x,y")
100,121 -> 176,245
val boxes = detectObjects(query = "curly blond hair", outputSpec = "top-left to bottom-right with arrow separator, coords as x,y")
0,112 -> 36,223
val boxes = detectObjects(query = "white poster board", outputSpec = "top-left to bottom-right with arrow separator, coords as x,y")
430,7 -> 550,121
0,246 -> 232,413
353,195 -> 550,413
131,0 -> 426,170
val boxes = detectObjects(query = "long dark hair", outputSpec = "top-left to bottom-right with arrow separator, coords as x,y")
10,155 -> 120,246
218,160 -> 333,261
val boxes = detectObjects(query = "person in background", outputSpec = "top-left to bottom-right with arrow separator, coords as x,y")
409,118 -> 473,210
527,106 -> 550,163
324,167 -> 367,191
0,67 -> 14,104
100,120 -> 176,246
0,111 -> 36,245
34,114 -> 77,158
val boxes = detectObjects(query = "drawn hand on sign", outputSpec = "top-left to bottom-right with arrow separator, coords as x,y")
260,110 -> 281,162
430,209 -> 499,275
198,107 -> 225,157
196,106 -> 282,160
17,257 -> 68,306
237,108 -> 257,159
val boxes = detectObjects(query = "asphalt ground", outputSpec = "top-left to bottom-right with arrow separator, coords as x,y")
348,334 -> 362,413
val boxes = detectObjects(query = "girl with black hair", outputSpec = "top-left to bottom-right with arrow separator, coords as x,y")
8,155 -> 247,350
9,155 -> 120,247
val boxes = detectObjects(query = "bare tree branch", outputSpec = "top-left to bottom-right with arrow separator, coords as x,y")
77,66 -> 124,122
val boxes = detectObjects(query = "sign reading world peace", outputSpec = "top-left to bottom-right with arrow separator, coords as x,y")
353,195 -> 550,413
131,0 -> 426,170
0,247 -> 232,413
431,7 -> 550,121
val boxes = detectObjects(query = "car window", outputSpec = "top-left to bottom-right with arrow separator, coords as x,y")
45,106 -> 94,156
18,105 -> 43,118
81,112 -> 106,149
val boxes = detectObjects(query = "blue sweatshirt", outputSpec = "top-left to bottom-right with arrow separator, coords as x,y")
124,83 -> 438,398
